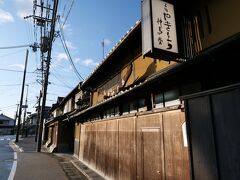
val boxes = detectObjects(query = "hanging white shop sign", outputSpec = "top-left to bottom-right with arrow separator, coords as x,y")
142,0 -> 178,59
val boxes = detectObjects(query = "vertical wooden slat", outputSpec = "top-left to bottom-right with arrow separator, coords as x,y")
95,121 -> 106,175
90,123 -> 97,168
105,119 -> 119,179
118,117 -> 136,180
74,123 -> 80,156
162,110 -> 190,180
211,90 -> 240,179
136,113 -> 163,180
83,124 -> 91,164
188,97 -> 219,180
79,124 -> 85,161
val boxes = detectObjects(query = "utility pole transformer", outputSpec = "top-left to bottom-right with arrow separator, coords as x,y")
37,0 -> 59,152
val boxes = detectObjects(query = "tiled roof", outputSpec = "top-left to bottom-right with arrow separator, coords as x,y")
0,114 -> 14,121
82,20 -> 141,87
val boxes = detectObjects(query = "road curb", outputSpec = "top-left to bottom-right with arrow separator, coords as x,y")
9,139 -> 24,152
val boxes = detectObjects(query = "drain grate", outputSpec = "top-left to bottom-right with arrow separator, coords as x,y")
60,161 -> 89,180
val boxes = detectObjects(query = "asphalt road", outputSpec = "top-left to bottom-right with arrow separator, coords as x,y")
0,135 -> 15,180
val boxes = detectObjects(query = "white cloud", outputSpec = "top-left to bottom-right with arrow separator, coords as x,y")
81,58 -> 98,67
69,65 -> 73,70
62,23 -> 72,34
55,52 -> 68,61
17,11 -> 28,19
14,0 -> 32,19
65,41 -> 77,50
0,9 -> 14,24
74,58 -> 81,63
103,38 -> 112,46
10,64 -> 24,70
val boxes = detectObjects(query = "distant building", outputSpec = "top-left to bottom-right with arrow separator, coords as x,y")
25,106 -> 51,137
26,113 -> 38,135
0,114 -> 15,135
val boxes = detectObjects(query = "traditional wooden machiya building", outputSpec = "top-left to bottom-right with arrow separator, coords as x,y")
46,0 -> 240,179
44,83 -> 91,153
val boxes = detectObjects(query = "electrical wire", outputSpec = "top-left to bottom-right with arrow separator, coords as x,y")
0,82 -> 36,87
50,63 -> 76,86
62,0 -> 74,27
0,45 -> 32,49
50,72 -> 73,89
0,100 -> 36,110
0,49 -> 24,58
50,82 -> 72,89
58,19 -> 84,81
0,68 -> 35,73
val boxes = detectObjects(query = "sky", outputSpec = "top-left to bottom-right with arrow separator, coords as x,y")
0,0 -> 141,118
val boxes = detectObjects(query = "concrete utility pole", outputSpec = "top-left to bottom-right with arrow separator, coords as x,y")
14,104 -> 19,135
35,91 -> 42,142
23,84 -> 29,137
16,49 -> 29,142
37,0 -> 59,152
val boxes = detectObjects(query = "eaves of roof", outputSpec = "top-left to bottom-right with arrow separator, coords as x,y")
81,20 -> 141,89
69,32 -> 240,120
45,110 -> 75,125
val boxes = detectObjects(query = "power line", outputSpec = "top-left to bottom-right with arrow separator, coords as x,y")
51,72 -> 73,89
0,100 -> 36,110
62,0 -> 74,27
57,17 -> 84,81
50,82 -> 73,89
0,49 -> 24,58
0,82 -> 36,87
0,44 -> 38,52
0,44 -> 32,49
0,68 -> 35,73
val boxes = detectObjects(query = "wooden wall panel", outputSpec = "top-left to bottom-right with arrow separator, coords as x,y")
83,124 -> 92,164
162,110 -> 190,180
53,126 -> 56,145
92,90 -> 98,105
77,111 -> 190,180
53,122 -> 58,146
136,113 -> 164,180
211,90 -> 240,179
185,86 -> 240,179
156,60 -> 175,72
74,123 -> 80,139
118,117 -> 136,180
79,124 -> 85,160
48,127 -> 52,143
188,97 -> 219,180
74,123 -> 80,156
133,57 -> 154,85
105,119 -> 119,179
89,123 -> 97,168
95,121 -> 107,175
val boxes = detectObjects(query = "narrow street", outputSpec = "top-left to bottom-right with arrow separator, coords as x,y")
1,135 -> 89,180
0,135 -> 15,180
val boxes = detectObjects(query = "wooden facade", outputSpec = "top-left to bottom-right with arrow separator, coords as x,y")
45,0 -> 240,178
182,84 -> 240,179
74,110 -> 190,179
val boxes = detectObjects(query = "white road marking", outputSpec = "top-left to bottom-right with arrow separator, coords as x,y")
8,152 -> 17,180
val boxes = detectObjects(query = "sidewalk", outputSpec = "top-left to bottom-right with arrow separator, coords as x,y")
10,136 -> 89,180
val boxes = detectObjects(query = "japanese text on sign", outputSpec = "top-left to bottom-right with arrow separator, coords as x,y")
152,0 -> 178,53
